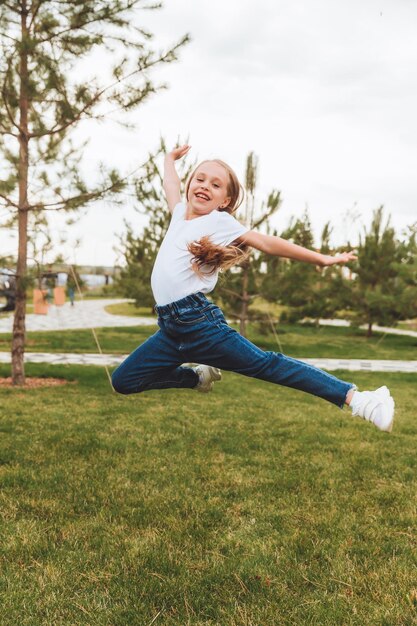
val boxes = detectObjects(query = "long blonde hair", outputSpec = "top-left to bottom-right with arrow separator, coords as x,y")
186,159 -> 250,275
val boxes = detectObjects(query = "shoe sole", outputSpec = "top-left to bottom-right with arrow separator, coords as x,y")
374,386 -> 395,432
196,366 -> 222,392
208,366 -> 222,382
385,396 -> 395,433
375,393 -> 395,432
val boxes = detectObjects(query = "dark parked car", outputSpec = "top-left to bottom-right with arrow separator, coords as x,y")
0,270 -> 16,312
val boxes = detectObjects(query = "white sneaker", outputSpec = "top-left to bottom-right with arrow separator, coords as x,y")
193,365 -> 222,393
351,386 -> 395,432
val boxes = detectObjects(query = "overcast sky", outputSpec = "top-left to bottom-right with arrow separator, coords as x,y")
2,0 -> 417,266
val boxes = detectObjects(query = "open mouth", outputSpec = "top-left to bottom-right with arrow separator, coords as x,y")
195,192 -> 210,201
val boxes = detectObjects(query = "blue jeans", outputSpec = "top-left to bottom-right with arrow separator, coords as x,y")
112,292 -> 354,407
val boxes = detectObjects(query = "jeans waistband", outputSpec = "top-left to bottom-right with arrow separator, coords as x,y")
154,292 -> 211,318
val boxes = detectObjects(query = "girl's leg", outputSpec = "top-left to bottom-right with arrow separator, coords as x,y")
111,329 -> 198,395
190,323 -> 394,430
184,319 -> 353,408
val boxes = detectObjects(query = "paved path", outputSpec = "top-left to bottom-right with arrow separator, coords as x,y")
0,299 -> 154,332
316,318 -> 417,338
1,298 -> 416,338
1,298 -> 415,373
0,352 -> 415,373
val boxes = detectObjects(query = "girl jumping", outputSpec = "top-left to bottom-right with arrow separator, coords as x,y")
112,145 -> 395,432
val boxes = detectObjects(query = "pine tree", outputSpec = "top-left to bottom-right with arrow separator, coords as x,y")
396,224 -> 417,321
262,212 -> 353,324
351,207 -> 411,336
0,1 -> 188,384
296,221 -> 354,324
263,210 -> 318,321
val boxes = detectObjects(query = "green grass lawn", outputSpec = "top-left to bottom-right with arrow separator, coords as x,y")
0,364 -> 415,625
398,319 -> 417,331
103,299 -> 286,318
104,302 -> 154,316
0,322 -> 415,360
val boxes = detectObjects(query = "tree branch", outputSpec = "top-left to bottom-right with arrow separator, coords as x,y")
252,204 -> 279,231
0,32 -> 18,43
0,192 -> 18,208
0,125 -> 19,138
32,1 -> 145,46
1,2 -> 20,13
1,58 -> 21,134
219,287 -> 244,301
28,0 -> 48,31
28,48 -> 176,138
27,155 -> 149,212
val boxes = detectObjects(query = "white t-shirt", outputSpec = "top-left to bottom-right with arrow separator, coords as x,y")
151,202 -> 249,305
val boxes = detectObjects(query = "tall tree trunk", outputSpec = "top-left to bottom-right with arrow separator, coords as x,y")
367,320 -> 373,338
239,263 -> 249,337
12,1 -> 29,385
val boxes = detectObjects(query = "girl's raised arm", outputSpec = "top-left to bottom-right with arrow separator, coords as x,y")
238,230 -> 357,267
163,145 -> 191,213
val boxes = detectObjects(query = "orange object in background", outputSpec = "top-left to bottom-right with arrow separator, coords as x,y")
54,286 -> 65,306
33,289 -> 48,315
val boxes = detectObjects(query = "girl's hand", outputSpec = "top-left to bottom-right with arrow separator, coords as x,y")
320,250 -> 357,267
167,144 -> 191,161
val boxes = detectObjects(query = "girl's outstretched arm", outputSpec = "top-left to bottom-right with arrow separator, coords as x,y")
238,230 -> 357,266
163,144 -> 191,212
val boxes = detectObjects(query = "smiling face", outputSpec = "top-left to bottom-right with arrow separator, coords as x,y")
186,161 -> 231,219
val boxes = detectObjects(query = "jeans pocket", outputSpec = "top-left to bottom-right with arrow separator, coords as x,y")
175,309 -> 208,325
209,308 -> 227,324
